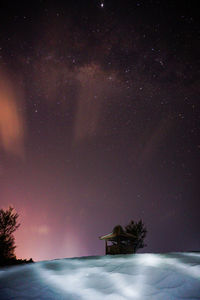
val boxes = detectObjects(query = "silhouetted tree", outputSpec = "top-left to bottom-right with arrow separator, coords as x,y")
0,206 -> 20,262
125,219 -> 147,253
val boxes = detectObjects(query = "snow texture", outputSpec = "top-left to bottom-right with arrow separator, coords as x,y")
0,252 -> 200,299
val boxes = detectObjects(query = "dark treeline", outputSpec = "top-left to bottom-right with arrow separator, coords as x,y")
0,206 -> 34,267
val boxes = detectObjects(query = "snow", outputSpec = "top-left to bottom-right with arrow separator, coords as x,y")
0,252 -> 200,299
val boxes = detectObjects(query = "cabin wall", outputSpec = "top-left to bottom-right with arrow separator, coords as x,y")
106,243 -> 134,255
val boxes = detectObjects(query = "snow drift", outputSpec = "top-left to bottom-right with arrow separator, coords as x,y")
0,252 -> 200,299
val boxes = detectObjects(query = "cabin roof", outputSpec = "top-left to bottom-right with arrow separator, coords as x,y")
99,225 -> 135,241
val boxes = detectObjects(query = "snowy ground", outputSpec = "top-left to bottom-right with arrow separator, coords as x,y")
0,252 -> 200,300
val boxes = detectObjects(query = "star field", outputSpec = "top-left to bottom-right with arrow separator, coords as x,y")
0,0 -> 199,260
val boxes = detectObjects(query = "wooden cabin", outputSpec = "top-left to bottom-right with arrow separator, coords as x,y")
99,225 -> 135,255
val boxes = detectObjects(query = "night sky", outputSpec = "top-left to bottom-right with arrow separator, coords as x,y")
0,0 -> 199,261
